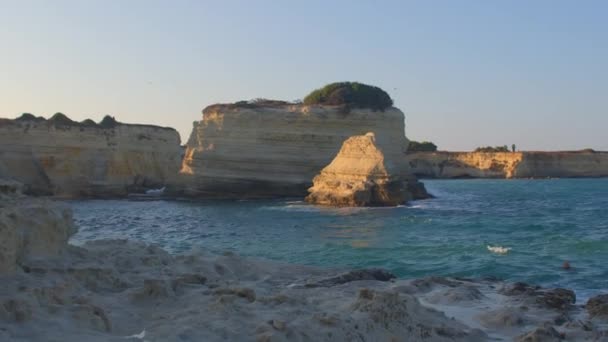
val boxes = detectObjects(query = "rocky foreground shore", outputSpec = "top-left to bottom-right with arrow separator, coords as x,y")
1,191 -> 607,341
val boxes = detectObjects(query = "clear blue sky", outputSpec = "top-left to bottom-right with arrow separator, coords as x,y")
1,0 -> 606,150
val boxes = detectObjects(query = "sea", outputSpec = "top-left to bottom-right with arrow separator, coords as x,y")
68,178 -> 608,301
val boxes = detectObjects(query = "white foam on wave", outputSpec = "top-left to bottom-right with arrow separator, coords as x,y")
487,245 -> 512,255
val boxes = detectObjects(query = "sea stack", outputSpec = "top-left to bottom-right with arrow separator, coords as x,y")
176,82 -> 428,200
306,132 -> 418,206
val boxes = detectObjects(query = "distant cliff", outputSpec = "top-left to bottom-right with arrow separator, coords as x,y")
406,151 -> 608,179
177,102 -> 427,199
0,114 -> 182,197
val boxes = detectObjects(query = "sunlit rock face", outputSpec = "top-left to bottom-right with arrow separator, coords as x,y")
0,117 -> 182,197
306,132 -> 420,207
177,103 -> 427,199
406,151 -> 608,179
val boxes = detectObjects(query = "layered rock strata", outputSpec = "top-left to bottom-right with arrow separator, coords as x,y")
0,116 -> 182,197
178,103 -> 427,199
407,151 -> 608,179
306,133 -> 420,206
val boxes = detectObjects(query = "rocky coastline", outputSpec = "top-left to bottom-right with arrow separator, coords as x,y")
1,186 -> 607,341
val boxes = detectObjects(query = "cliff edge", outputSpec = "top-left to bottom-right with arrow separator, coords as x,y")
0,114 -> 182,197
407,150 -> 608,179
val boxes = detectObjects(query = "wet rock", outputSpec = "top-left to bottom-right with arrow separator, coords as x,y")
308,268 -> 396,288
586,294 -> 608,318
500,282 -> 541,296
426,285 -> 485,305
409,276 -> 461,292
536,289 -> 575,310
477,307 -> 526,329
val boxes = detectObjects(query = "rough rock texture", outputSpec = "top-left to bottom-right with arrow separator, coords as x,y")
177,104 -> 428,199
1,198 -> 606,341
586,294 -> 608,318
407,151 -> 608,179
0,195 -> 75,273
306,133 -> 422,206
0,117 -> 182,197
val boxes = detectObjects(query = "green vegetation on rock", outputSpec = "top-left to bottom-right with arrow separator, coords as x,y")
303,82 -> 393,111
408,141 -> 438,152
99,115 -> 118,128
48,112 -> 76,125
474,145 -> 510,153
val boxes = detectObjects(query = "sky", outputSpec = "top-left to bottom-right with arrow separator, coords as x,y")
1,0 -> 606,151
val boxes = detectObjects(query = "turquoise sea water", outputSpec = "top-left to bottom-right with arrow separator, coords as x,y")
69,179 -> 608,300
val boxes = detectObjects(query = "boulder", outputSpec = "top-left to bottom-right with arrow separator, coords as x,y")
0,198 -> 76,273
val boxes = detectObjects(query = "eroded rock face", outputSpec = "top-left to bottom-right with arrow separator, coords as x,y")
177,104 -> 427,199
407,151 -> 608,179
0,198 -> 76,273
306,133 -> 423,206
0,117 -> 182,197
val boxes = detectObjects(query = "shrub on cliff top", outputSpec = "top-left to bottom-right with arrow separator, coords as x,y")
99,115 -> 118,128
408,141 -> 438,152
303,82 -> 394,111
80,119 -> 97,127
48,112 -> 75,125
15,113 -> 46,122
474,145 -> 510,153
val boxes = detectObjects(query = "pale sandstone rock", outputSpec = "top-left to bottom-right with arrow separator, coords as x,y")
306,133 -> 418,206
177,104 -> 427,199
407,151 -> 608,179
0,117 -> 182,197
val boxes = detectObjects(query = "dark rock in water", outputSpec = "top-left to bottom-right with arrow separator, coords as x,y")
516,324 -> 563,341
501,283 -> 575,311
586,294 -> 608,318
409,276 -> 461,292
500,282 -> 541,296
308,268 -> 396,287
536,288 -> 576,310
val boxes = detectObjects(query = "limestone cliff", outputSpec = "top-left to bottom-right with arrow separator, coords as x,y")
407,151 -> 608,179
306,133 -> 418,206
0,115 -> 182,197
178,103 -> 427,198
